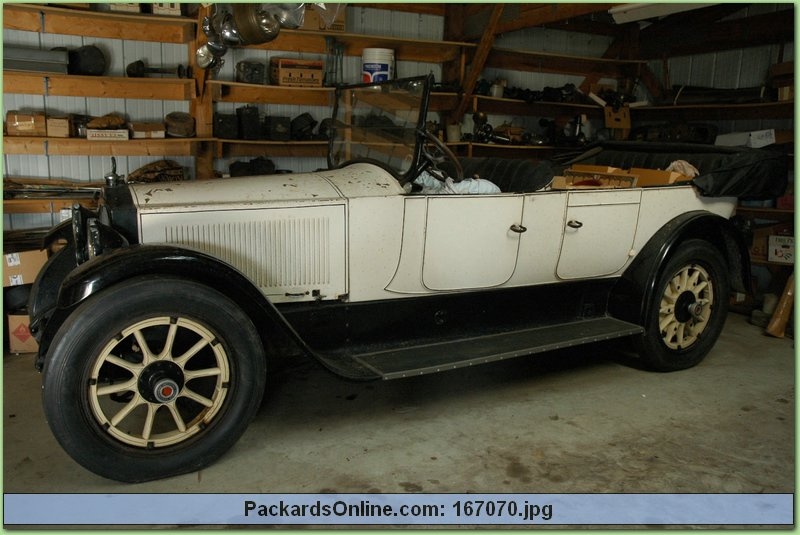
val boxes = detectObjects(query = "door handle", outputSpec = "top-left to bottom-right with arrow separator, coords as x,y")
509,224 -> 527,233
567,220 -> 583,229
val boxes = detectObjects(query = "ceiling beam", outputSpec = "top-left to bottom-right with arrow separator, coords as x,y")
637,8 -> 794,59
460,3 -> 621,41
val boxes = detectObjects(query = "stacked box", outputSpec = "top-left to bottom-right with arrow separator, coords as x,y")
270,58 -> 324,87
6,111 -> 47,136
4,250 -> 48,287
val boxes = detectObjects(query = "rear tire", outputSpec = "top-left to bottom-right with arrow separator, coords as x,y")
634,239 -> 729,371
42,277 -> 266,482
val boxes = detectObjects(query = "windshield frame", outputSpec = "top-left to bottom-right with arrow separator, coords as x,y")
327,75 -> 433,185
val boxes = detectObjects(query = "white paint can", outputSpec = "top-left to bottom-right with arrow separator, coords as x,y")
362,48 -> 394,83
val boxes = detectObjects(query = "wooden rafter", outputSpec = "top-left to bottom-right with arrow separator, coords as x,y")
460,3 -> 620,40
450,4 -> 505,123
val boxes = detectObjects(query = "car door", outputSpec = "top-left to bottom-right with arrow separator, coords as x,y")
422,195 -> 525,290
556,189 -> 642,279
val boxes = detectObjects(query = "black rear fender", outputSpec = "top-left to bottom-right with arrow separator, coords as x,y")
36,244 -> 310,370
610,210 -> 750,325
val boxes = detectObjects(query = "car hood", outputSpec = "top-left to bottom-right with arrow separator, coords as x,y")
129,163 -> 405,213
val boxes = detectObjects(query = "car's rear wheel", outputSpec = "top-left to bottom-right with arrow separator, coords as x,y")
41,277 -> 265,482
635,239 -> 729,371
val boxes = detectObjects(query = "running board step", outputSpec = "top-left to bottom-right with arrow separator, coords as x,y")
316,317 -> 644,381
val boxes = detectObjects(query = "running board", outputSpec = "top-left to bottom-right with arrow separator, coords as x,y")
314,317 -> 644,381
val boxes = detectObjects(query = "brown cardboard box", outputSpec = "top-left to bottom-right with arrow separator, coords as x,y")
6,111 -> 47,136
300,7 -> 346,32
4,250 -> 48,287
86,128 -> 129,140
129,122 -> 166,139
109,3 -> 141,12
47,115 -> 72,137
270,58 -> 324,87
8,313 -> 38,353
768,235 -> 794,264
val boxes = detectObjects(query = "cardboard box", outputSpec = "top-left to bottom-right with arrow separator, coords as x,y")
108,3 -> 141,13
8,313 -> 38,353
768,235 -> 794,264
300,7 -> 346,32
86,128 -> 129,141
47,115 -> 72,138
6,111 -> 47,137
715,129 -> 776,148
4,250 -> 48,287
129,122 -> 166,139
151,3 -> 182,15
749,226 -> 773,260
270,58 -> 324,87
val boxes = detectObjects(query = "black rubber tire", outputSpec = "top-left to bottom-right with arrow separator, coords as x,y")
634,239 -> 730,372
41,277 -> 266,482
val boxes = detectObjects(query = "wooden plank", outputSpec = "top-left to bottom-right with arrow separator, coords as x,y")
211,82 -> 334,107
633,101 -> 795,122
43,7 -> 193,43
461,3 -> 620,39
485,48 -> 644,79
221,141 -> 328,159
256,30 -> 472,63
355,3 -> 446,17
638,9 -> 794,59
473,95 -> 605,120
3,71 -> 47,95
3,138 -> 212,157
4,198 -> 98,214
46,75 -> 194,101
46,138 -> 205,157
5,3 -> 194,43
3,137 -> 47,155
452,4 -> 504,122
3,4 -> 43,32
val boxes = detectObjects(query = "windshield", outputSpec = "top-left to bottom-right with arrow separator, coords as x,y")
328,75 -> 432,185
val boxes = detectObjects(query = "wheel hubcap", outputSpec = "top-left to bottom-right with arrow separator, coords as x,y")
88,317 -> 230,448
138,361 -> 184,404
658,263 -> 714,350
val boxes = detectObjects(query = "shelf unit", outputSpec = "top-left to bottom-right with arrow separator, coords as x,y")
3,3 -> 199,213
3,3 -> 795,211
4,3 -> 195,43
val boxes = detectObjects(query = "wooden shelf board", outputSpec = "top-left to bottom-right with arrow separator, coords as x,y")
634,101 -> 794,121
473,95 -> 605,118
210,81 -> 334,107
219,140 -> 329,159
4,3 -> 195,43
485,47 -> 645,78
3,137 -> 213,157
255,30 -> 473,63
4,71 -> 195,101
4,197 -> 98,214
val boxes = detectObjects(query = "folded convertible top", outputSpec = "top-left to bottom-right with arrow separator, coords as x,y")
563,141 -> 789,200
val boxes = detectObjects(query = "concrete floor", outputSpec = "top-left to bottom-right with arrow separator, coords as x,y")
4,312 -> 794,498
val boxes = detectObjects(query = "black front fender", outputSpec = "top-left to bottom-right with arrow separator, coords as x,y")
610,210 -> 751,325
39,244 -> 312,369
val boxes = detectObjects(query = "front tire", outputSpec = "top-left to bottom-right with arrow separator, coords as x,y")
42,277 -> 266,482
635,239 -> 730,371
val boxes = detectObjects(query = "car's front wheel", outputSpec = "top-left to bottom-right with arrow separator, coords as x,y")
635,239 -> 730,371
41,277 -> 266,482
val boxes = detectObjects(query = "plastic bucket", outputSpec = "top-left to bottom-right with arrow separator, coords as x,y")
362,48 -> 394,83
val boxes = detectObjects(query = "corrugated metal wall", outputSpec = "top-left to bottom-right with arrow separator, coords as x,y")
3,4 -> 793,231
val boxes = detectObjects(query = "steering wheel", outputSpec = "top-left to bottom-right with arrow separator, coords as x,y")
419,128 -> 464,182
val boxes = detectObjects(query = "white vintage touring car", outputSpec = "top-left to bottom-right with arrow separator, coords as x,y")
29,75 -> 787,482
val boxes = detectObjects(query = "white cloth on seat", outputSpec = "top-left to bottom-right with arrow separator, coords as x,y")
411,171 -> 501,194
